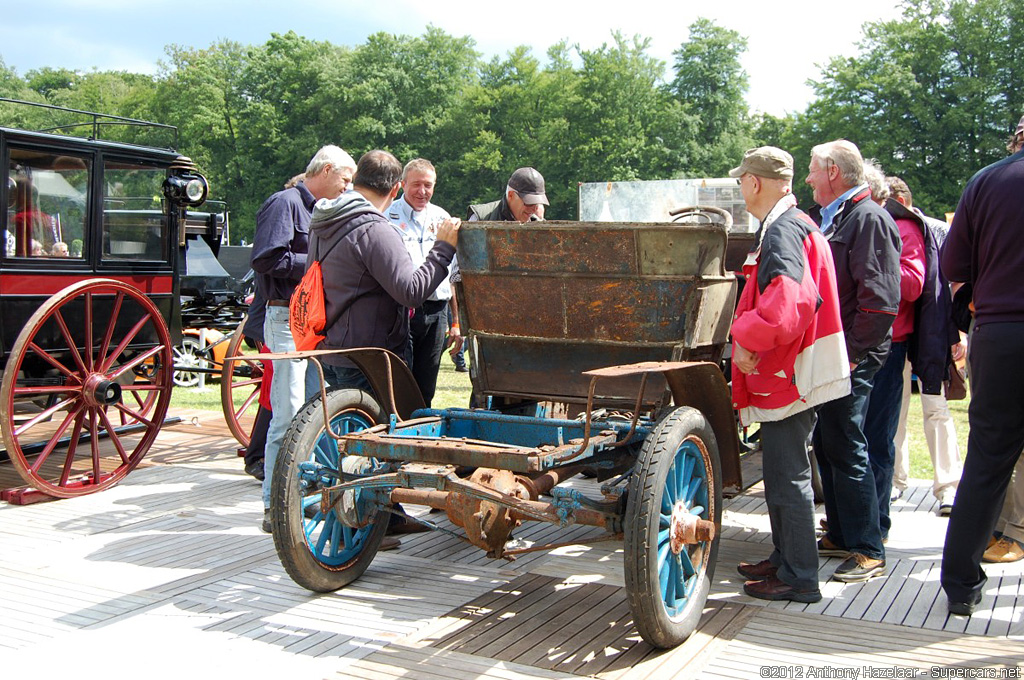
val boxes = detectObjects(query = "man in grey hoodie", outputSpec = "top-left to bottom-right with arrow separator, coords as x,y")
308,149 -> 460,391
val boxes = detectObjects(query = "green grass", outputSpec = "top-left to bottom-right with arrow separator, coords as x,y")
169,350 -> 473,415
170,355 -> 966,484
903,391 -> 970,480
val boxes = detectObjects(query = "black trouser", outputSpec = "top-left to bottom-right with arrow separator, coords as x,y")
244,405 -> 272,466
761,408 -> 820,591
942,322 -> 1024,603
405,300 -> 449,407
447,305 -> 467,368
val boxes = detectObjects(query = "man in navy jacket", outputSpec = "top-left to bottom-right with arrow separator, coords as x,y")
805,139 -> 902,583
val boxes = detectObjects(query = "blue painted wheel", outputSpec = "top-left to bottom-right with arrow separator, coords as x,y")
624,406 -> 721,648
271,387 -> 388,592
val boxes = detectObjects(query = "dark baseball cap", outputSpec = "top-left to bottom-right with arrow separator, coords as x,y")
508,167 -> 548,205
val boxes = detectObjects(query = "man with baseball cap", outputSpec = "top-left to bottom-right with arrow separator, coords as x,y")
729,147 -> 850,603
467,167 -> 549,222
1007,115 -> 1024,154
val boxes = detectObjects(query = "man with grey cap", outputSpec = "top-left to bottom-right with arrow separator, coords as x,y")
729,147 -> 849,603
467,167 -> 548,222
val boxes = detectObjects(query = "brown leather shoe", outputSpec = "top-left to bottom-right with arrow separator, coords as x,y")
743,575 -> 821,603
737,559 -> 777,581
817,535 -> 848,557
379,536 -> 401,551
983,537 -> 1024,563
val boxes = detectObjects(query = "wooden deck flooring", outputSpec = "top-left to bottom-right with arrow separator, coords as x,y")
0,408 -> 1021,679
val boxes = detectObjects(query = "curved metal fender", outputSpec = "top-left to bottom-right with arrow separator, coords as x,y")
662,362 -> 742,494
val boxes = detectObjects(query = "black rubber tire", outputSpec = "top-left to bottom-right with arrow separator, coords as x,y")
623,406 -> 722,649
271,387 -> 388,592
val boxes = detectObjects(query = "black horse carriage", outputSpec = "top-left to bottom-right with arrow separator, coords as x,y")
0,98 -> 215,501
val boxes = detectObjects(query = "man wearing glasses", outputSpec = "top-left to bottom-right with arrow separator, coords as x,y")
729,147 -> 849,603
467,167 -> 548,223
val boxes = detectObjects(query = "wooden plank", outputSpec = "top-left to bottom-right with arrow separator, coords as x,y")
333,644 -> 590,680
3,408 -> 1021,680
544,597 -> 633,675
860,556 -> 915,621
633,602 -> 760,680
508,588 -> 627,668
472,582 -> 604,658
432,574 -> 561,651
494,583 -> 612,662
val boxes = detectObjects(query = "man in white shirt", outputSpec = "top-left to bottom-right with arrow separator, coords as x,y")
386,158 -> 462,406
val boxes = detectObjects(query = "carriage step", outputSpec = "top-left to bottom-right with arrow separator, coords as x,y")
0,486 -> 57,505
0,475 -> 112,505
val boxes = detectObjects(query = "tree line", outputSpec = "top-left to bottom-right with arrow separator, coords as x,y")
1,0 -> 1020,244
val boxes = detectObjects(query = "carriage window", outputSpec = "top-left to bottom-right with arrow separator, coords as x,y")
6,150 -> 90,259
102,161 -> 169,261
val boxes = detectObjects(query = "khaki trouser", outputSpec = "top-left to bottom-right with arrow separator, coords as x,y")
995,457 -> 1024,544
893,360 -> 963,503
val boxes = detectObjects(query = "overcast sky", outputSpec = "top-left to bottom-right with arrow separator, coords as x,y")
2,0 -> 904,117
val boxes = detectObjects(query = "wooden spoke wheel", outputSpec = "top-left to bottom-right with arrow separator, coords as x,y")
0,279 -> 173,497
624,406 -> 722,649
271,388 -> 388,592
220,316 -> 263,448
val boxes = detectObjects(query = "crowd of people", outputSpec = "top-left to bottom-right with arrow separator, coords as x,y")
240,114 -> 1024,617
244,147 -> 546,544
732,117 -> 1024,617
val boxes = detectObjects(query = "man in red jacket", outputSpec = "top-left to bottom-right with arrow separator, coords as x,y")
729,147 -> 850,603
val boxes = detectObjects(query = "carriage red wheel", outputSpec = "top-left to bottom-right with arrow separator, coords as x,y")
220,316 -> 264,448
0,279 -> 173,497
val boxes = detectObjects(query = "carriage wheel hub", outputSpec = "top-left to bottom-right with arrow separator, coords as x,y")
83,374 -> 122,407
669,502 -> 716,554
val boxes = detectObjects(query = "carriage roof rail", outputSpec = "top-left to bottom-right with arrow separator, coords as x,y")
0,96 -> 178,150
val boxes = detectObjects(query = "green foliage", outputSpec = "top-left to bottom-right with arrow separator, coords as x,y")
670,19 -> 752,176
784,0 -> 1023,215
1,24 -> 748,228
5,3 -> 1021,232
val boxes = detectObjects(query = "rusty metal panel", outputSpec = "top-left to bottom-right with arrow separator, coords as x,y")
636,227 -> 727,277
663,363 -> 742,493
473,335 -> 675,406
461,275 -> 711,344
473,224 -> 640,276
457,220 -> 735,407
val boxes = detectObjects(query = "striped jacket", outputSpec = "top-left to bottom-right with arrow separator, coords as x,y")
731,204 -> 851,424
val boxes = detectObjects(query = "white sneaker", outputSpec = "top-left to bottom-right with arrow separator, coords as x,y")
938,491 -> 955,516
890,487 -> 903,502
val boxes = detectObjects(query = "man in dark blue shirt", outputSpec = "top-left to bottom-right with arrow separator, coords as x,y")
940,121 -> 1024,616
250,145 -> 356,533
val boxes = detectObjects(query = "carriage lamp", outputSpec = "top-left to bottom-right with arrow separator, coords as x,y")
163,156 -> 209,207
162,173 -> 208,206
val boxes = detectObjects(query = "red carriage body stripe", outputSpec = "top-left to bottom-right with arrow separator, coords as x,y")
0,273 -> 174,295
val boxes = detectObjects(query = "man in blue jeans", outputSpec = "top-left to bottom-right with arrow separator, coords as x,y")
250,145 -> 356,533
805,140 -> 901,582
